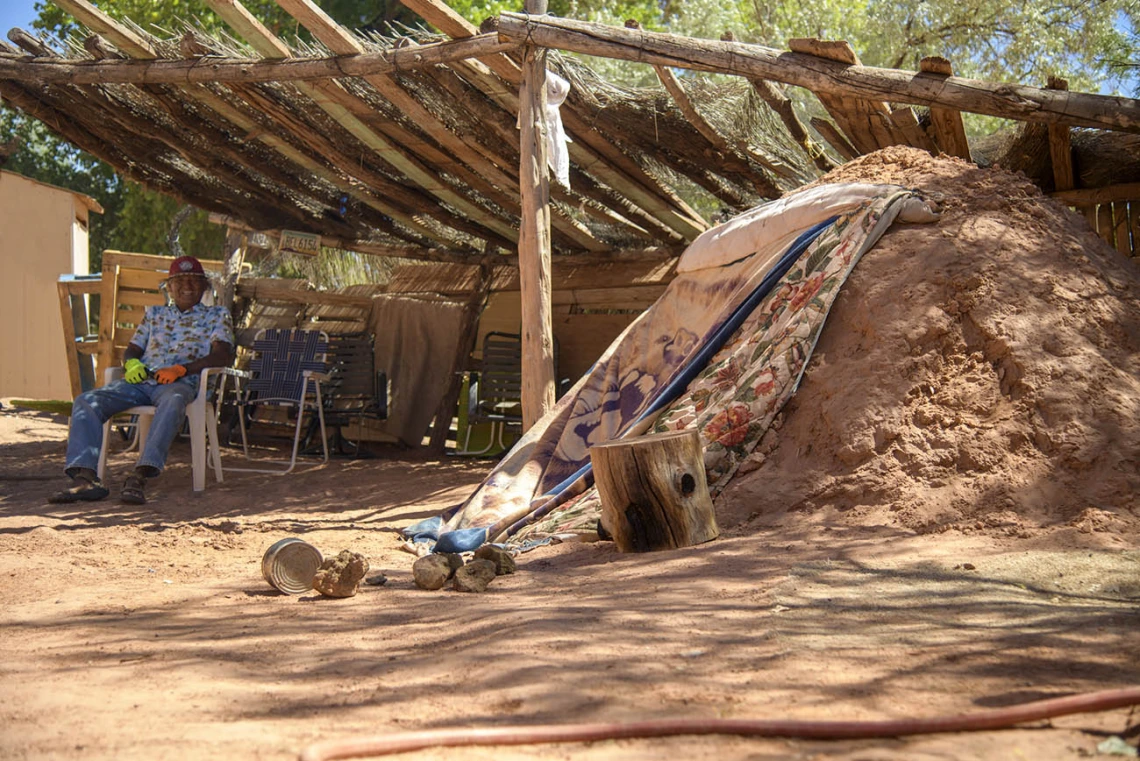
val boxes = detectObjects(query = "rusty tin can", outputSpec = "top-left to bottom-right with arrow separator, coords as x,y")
261,538 -> 322,594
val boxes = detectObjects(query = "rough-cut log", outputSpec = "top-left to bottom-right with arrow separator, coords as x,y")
809,117 -> 859,161
496,14 -> 1140,134
55,0 -> 156,58
918,57 -> 972,160
788,39 -> 901,155
591,429 -> 719,553
0,35 -> 519,85
1051,183 -> 1140,205
517,0 -> 558,429
1047,76 -> 1074,192
651,59 -> 786,192
889,107 -> 936,154
747,73 -> 836,173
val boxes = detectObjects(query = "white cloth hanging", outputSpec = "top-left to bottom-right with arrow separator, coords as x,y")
518,70 -> 572,189
544,71 -> 571,189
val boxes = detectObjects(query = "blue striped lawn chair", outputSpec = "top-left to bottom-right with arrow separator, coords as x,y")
222,328 -> 331,475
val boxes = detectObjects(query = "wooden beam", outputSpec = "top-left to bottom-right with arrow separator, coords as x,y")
496,14 -> 1140,134
273,0 -> 605,253
235,280 -> 375,309
57,280 -> 86,398
53,0 -> 156,58
517,0 -> 557,429
1113,202 -> 1132,256
747,74 -> 836,172
1050,183 -> 1140,205
204,0 -> 522,247
918,57 -> 972,160
1047,75 -> 1074,192
651,60 -> 786,192
809,117 -> 859,161
0,35 -> 519,85
889,106 -> 936,154
789,38 -> 901,154
398,0 -> 708,239
1131,201 -> 1140,259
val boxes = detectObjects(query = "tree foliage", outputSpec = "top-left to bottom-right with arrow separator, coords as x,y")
553,0 -> 1138,94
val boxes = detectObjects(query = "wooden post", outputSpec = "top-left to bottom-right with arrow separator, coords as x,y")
517,0 -> 557,430
428,263 -> 492,453
918,57 -> 972,161
57,280 -> 85,399
591,429 -> 719,552
1047,76 -> 1074,192
221,228 -> 246,315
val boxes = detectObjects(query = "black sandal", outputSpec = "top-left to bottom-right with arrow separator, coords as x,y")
121,474 -> 147,505
48,476 -> 110,504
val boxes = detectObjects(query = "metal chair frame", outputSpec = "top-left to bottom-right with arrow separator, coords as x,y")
218,328 -> 331,475
457,332 -> 524,456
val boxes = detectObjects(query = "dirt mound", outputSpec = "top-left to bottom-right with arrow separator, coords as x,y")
719,147 -> 1140,540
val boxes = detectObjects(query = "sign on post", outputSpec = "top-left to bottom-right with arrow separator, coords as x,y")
279,230 -> 321,256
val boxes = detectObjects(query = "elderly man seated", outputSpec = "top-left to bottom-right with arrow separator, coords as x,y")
50,256 -> 235,505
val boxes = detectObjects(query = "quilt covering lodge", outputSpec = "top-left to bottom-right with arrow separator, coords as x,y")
405,183 -> 940,553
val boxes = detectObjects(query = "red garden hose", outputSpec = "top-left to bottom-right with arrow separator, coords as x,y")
300,685 -> 1140,761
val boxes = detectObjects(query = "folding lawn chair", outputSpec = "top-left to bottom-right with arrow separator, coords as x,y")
220,328 -> 331,475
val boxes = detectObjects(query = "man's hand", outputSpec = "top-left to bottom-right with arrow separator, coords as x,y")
154,365 -> 187,384
123,358 -> 148,384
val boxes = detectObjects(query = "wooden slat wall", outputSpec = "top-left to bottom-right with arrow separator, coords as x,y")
96,251 -> 226,380
1082,201 -> 1138,257
475,289 -> 650,383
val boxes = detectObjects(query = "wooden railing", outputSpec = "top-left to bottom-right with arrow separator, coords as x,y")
1052,183 -> 1140,259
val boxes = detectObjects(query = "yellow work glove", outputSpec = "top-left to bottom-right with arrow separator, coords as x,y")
154,365 -> 187,385
123,358 -> 148,384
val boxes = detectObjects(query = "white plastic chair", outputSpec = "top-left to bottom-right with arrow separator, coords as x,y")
96,366 -> 226,492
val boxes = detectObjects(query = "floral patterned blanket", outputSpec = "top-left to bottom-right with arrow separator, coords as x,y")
404,184 -> 938,553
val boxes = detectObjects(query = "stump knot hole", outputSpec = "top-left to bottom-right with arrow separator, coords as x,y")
679,471 -> 696,496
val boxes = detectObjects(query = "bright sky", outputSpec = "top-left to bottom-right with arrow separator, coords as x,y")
0,0 -> 42,38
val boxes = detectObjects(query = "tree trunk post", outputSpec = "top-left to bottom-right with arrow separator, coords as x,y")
591,429 -> 719,552
517,0 -> 557,431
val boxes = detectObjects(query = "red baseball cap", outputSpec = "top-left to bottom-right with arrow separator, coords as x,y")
167,255 -> 206,278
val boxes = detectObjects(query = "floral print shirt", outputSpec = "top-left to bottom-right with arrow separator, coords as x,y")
130,303 -> 234,385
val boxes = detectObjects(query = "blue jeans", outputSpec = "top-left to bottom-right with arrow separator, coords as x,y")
65,378 -> 198,477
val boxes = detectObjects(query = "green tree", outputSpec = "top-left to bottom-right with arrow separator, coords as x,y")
546,0 -> 1137,94
5,0 -> 379,271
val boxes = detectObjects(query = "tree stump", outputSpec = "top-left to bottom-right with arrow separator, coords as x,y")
590,429 -> 719,552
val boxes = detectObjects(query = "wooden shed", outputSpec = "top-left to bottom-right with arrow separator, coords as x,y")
0,169 -> 102,400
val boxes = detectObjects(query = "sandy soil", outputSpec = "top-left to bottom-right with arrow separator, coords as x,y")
2,407 -> 1138,761
2,149 -> 1139,760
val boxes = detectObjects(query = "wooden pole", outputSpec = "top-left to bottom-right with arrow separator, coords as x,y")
1047,76 -> 1075,192
517,0 -> 557,430
0,35 -> 517,85
591,429 -> 719,552
496,14 -> 1140,134
428,264 -> 493,453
